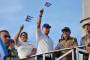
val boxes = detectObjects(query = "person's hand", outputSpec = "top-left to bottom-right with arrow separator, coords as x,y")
69,46 -> 74,49
20,24 -> 24,30
86,47 -> 90,53
39,8 -> 44,16
52,48 -> 57,51
26,54 -> 30,58
55,45 -> 60,50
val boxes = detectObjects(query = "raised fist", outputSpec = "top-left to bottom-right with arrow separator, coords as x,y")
20,24 -> 24,30
39,8 -> 44,16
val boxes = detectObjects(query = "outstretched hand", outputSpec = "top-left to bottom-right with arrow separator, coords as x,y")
26,54 -> 30,58
86,47 -> 90,53
20,24 -> 24,30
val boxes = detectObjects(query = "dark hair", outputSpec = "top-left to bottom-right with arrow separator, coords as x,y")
0,30 -> 10,38
20,32 -> 28,37
0,30 -> 9,34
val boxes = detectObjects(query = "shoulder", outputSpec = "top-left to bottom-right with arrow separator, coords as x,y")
70,37 -> 77,40
69,37 -> 77,41
81,35 -> 86,39
59,38 -> 64,42
36,28 -> 43,37
36,28 -> 42,34
81,35 -> 86,42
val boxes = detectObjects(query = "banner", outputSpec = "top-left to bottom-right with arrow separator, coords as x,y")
0,38 -> 9,60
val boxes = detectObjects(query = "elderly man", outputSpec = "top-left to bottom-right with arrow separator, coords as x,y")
80,23 -> 90,46
80,23 -> 90,60
55,27 -> 78,60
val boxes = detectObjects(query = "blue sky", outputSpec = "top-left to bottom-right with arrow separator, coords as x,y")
0,0 -> 82,48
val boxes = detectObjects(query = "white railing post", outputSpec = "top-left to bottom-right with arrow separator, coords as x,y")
56,49 -> 73,60
43,53 -> 45,60
88,54 -> 90,60
15,46 -> 87,60
76,47 -> 87,60
72,49 -> 74,60
80,54 -> 83,60
76,48 -> 79,60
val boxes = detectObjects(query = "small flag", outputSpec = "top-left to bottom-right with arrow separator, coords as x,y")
25,15 -> 33,22
44,2 -> 52,7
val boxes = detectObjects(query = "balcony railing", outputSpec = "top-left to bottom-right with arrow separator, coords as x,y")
4,45 -> 90,60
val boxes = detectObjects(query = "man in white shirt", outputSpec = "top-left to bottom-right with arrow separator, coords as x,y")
36,9 -> 53,60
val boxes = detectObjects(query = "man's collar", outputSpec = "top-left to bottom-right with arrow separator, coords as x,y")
62,36 -> 71,40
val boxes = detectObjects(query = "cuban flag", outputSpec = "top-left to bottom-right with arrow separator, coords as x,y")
25,15 -> 33,22
44,2 -> 52,7
0,38 -> 9,60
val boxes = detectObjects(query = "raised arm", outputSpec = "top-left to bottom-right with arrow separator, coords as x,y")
37,9 -> 44,29
14,25 -> 24,46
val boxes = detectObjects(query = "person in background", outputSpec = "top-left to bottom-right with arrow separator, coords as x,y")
36,9 -> 53,60
14,25 -> 36,60
80,23 -> 90,60
86,35 -> 90,53
85,35 -> 90,60
8,39 -> 18,57
55,27 -> 78,60
0,30 -> 19,60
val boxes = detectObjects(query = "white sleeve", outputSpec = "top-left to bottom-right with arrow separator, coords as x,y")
36,28 -> 43,41
16,41 -> 20,47
31,42 -> 36,48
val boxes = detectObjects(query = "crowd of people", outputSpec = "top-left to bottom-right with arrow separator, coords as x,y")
0,9 -> 90,60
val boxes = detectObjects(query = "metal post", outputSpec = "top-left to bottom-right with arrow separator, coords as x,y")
72,49 -> 74,60
43,54 -> 45,60
76,48 -> 79,60
56,49 -> 72,60
80,54 -> 83,60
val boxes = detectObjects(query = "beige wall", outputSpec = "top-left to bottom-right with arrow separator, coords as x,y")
82,0 -> 90,19
81,0 -> 90,36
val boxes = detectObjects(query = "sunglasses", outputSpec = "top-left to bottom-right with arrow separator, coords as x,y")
4,35 -> 11,38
